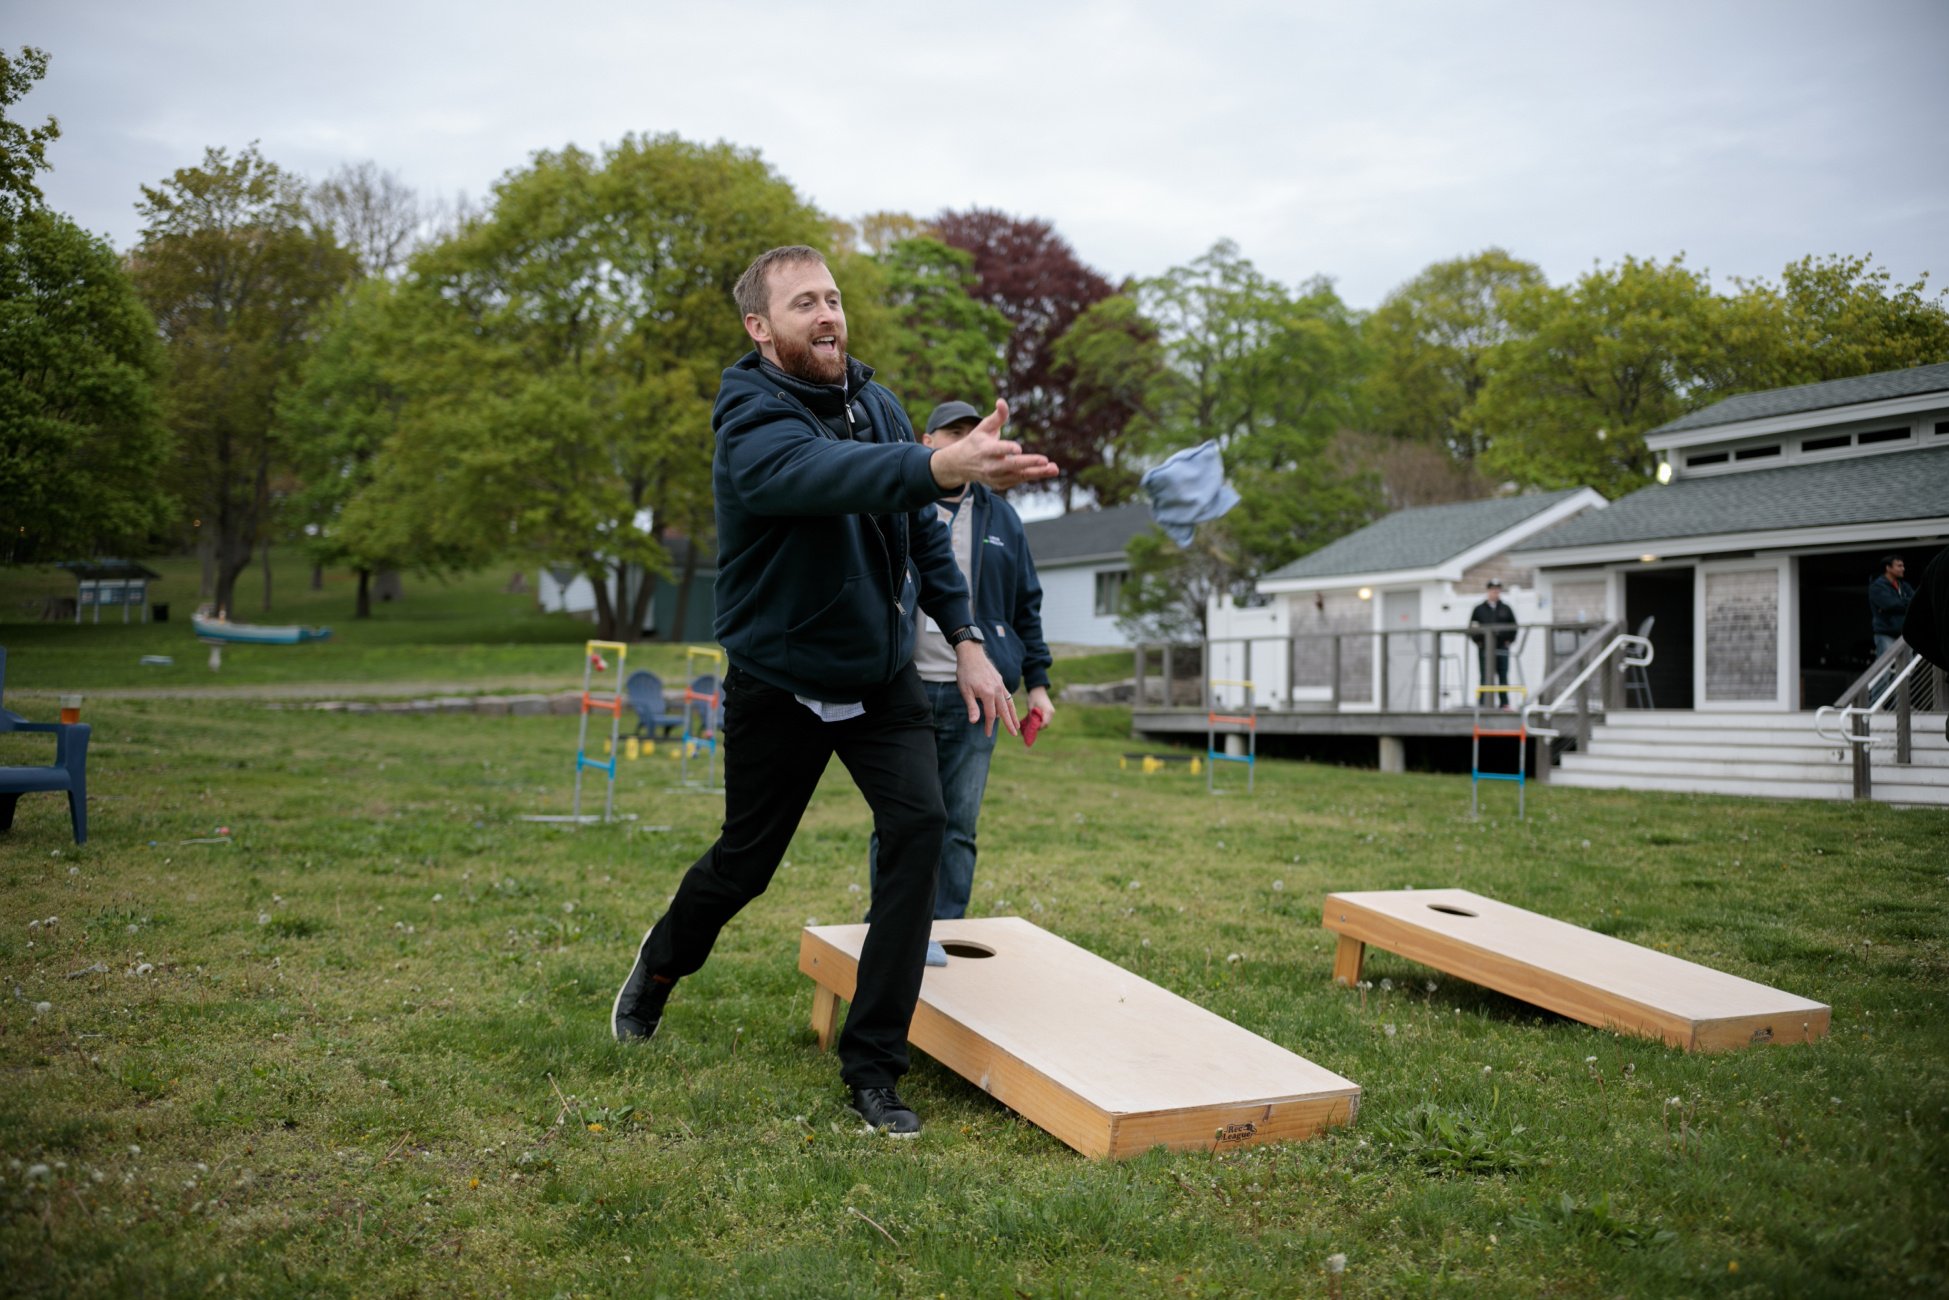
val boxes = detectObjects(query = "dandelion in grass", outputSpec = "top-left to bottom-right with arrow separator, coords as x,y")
257,913 -> 271,926
1383,1024 -> 1396,1038
1272,880 -> 1284,892
1227,952 -> 1242,964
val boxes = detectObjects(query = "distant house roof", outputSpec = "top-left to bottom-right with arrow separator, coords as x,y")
1647,362 -> 1949,438
1261,489 -> 1591,583
1022,503 -> 1154,566
58,559 -> 163,581
1513,443 -> 1949,554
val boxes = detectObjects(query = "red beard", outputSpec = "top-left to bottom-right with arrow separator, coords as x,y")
772,325 -> 848,386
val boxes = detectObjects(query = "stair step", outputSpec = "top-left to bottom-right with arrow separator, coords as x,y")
1585,734 -> 1857,756
1559,755 -> 1862,782
1549,770 -> 1856,800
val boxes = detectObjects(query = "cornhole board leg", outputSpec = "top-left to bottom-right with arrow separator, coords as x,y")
1332,935 -> 1366,987
800,916 -> 1359,1159
1322,888 -> 1830,1052
810,983 -> 839,1051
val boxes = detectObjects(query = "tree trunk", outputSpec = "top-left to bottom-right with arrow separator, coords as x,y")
628,554 -> 660,645
356,568 -> 372,619
212,533 -> 253,622
670,542 -> 700,644
198,534 -> 216,603
310,563 -> 323,591
589,563 -> 618,641
261,537 -> 273,613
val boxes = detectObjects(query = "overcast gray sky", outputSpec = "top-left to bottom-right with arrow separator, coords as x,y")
12,0 -> 1948,309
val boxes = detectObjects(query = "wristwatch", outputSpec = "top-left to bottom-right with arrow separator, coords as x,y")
945,624 -> 985,648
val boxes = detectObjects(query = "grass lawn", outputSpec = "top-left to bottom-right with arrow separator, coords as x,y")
0,559 -> 1139,701
0,557 -> 709,695
2,686 -> 1945,1297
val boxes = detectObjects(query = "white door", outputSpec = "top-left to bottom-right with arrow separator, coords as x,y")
1383,590 -> 1421,710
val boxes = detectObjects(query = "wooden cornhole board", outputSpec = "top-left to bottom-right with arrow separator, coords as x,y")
799,916 -> 1359,1158
1323,888 -> 1830,1052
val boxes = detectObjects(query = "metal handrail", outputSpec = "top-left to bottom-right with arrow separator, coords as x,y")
1528,618 -> 1624,704
1813,643 -> 1921,746
1521,633 -> 1654,739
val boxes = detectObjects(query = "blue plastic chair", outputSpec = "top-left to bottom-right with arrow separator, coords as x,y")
625,670 -> 684,739
685,674 -> 724,737
0,647 -> 91,844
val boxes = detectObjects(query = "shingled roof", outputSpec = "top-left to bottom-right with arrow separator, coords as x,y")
1261,489 -> 1589,583
1648,362 -> 1949,437
1513,443 -> 1949,554
1022,503 -> 1155,565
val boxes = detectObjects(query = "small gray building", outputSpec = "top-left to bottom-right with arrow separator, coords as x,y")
1022,504 -> 1155,648
1513,363 -> 1949,712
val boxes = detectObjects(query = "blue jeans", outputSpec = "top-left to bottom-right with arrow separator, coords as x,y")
867,678 -> 997,921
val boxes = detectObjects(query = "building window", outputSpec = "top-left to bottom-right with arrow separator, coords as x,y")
1094,569 -> 1127,617
1733,444 -> 1781,461
1686,451 -> 1729,467
1802,433 -> 1851,452
1856,427 -> 1911,446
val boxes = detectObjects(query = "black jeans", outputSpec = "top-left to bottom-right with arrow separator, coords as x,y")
1478,643 -> 1511,707
633,661 -> 944,1088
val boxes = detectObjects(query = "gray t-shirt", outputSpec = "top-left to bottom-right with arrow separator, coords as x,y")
914,494 -> 975,683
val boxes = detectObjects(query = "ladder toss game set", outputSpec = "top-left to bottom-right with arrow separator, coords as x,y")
528,640 -> 725,826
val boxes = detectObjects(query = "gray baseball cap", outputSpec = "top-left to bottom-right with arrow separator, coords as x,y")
924,400 -> 982,434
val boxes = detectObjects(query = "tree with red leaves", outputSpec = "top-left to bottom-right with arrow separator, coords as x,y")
933,208 -> 1114,509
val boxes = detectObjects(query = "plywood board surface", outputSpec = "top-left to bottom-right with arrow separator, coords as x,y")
1322,888 -> 1829,1051
800,916 -> 1358,1157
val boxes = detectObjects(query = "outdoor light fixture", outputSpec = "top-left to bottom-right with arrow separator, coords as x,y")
1656,458 -> 1673,484
1640,554 -> 1657,564
1358,587 -> 1373,600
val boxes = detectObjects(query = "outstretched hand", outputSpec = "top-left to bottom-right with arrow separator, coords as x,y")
928,400 -> 1060,492
955,642 -> 1019,738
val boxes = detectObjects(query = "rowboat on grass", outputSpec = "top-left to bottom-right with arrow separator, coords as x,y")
192,608 -> 333,645
192,608 -> 332,670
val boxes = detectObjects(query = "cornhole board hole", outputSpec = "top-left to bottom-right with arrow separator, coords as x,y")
799,916 -> 1358,1158
1322,888 -> 1829,1052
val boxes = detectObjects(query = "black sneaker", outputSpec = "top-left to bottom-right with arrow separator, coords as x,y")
848,1086 -> 922,1137
612,929 -> 674,1041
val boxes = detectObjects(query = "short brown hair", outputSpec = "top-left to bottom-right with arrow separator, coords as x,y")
734,245 -> 827,319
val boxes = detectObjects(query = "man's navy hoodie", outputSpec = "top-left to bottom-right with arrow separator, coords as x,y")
711,351 -> 972,700
951,483 -> 1052,694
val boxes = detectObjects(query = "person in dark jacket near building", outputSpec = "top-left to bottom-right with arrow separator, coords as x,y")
865,400 -> 1055,965
1469,580 -> 1519,707
609,246 -> 1057,1138
1868,554 -> 1916,659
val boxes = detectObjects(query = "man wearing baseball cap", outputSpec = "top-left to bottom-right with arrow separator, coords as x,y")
864,399 -> 1054,965
1469,579 -> 1519,708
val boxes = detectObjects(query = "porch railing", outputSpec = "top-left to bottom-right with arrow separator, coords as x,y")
1813,640 -> 1945,800
1519,621 -> 1649,755
1132,621 -> 1609,712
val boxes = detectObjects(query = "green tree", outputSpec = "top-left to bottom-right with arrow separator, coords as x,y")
276,279 -> 480,616
1118,241 -> 1377,637
1362,248 -> 1545,460
1736,254 -> 1949,385
2,45 -> 172,563
865,237 -> 1010,433
349,134 -> 825,641
1,207 -> 174,562
1469,255 -> 1731,497
0,46 -> 58,224
129,144 -> 355,616
1049,292 -> 1173,507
